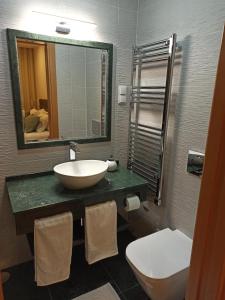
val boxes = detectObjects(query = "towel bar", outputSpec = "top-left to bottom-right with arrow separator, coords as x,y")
128,34 -> 177,206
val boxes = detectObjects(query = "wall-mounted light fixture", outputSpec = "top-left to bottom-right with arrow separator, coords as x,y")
56,22 -> 70,35
31,11 -> 97,35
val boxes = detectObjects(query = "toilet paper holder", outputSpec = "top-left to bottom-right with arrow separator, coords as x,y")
124,194 -> 141,212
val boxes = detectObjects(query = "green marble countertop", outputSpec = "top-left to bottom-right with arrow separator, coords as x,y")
6,167 -> 148,216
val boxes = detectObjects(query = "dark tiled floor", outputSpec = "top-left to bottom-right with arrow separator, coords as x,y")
3,230 -> 149,300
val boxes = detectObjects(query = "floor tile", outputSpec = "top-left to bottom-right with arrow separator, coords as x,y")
117,228 -> 135,253
101,230 -> 138,293
49,244 -> 115,299
3,230 -> 140,300
123,285 -> 149,300
102,254 -> 138,293
3,261 -> 51,300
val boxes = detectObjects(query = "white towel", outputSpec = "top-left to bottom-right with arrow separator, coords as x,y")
34,212 -> 73,286
73,283 -> 120,300
85,201 -> 118,264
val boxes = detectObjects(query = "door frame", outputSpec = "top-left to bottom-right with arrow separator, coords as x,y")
186,26 -> 225,300
45,43 -> 59,139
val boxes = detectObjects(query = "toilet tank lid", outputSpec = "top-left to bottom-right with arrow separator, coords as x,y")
126,228 -> 193,279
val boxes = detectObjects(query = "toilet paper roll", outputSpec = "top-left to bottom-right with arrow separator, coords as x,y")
125,195 -> 141,212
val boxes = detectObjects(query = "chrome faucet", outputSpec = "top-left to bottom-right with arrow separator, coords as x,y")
69,142 -> 80,161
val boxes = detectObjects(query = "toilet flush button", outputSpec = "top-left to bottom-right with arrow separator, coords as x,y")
187,150 -> 204,176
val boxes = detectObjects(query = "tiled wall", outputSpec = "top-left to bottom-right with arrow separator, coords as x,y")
0,0 -> 138,268
136,0 -> 225,237
56,44 -> 87,138
2,0 -> 223,269
86,48 -> 102,136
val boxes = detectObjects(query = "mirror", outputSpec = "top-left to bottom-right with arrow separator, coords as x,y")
7,29 -> 113,149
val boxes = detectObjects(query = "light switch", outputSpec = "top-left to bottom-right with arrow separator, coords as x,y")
118,85 -> 130,104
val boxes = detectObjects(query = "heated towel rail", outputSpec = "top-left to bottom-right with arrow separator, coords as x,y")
128,34 -> 177,206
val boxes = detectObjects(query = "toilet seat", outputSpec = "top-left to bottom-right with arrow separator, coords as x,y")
126,228 -> 192,280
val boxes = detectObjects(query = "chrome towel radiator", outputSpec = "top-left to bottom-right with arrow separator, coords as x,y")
128,34 -> 177,206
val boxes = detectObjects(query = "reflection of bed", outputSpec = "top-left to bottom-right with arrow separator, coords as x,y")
24,131 -> 49,142
23,108 -> 49,142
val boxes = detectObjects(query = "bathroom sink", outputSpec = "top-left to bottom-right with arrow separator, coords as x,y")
53,160 -> 108,190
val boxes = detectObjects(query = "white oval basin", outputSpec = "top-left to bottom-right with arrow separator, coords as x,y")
54,160 -> 108,190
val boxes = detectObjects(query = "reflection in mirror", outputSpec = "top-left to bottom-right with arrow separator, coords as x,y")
16,38 -> 109,144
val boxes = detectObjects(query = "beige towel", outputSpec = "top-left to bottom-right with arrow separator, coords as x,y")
34,212 -> 73,286
85,201 -> 118,264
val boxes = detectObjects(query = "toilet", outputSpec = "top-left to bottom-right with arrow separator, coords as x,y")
126,228 -> 192,300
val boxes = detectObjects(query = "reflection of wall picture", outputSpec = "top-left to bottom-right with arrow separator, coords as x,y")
7,29 -> 113,149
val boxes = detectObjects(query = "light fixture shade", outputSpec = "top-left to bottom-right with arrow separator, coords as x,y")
31,11 -> 97,37
56,22 -> 71,34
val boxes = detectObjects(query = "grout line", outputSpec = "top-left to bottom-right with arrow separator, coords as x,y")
118,291 -> 127,300
135,0 -> 140,45
47,287 -> 53,300
122,282 -> 140,294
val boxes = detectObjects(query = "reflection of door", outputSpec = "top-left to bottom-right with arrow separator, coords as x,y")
45,43 -> 59,139
0,272 -> 4,300
186,27 -> 225,300
17,40 -> 59,139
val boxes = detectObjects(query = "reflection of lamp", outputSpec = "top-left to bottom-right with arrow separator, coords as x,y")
32,11 -> 97,35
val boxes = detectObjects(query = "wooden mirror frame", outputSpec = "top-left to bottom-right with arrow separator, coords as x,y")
7,28 -> 113,149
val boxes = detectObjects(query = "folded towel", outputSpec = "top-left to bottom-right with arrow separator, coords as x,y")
34,212 -> 73,286
85,201 -> 118,264
73,283 -> 121,300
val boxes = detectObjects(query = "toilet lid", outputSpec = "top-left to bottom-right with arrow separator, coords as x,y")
126,228 -> 193,279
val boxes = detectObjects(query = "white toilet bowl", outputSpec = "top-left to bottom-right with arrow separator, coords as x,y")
126,228 -> 192,300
